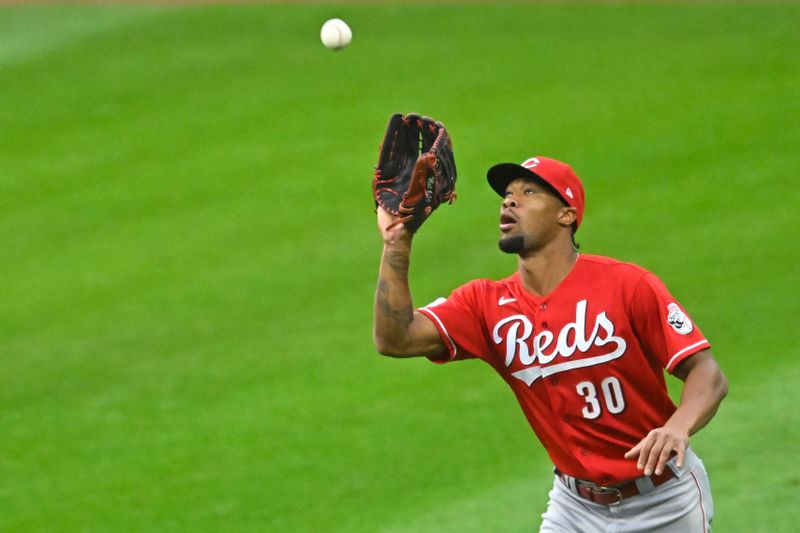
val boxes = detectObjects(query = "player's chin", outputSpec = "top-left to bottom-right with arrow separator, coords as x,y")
498,234 -> 525,254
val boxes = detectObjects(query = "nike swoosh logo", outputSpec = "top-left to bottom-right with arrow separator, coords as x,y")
498,296 -> 517,306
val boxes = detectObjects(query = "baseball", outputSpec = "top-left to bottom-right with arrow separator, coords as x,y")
320,18 -> 352,50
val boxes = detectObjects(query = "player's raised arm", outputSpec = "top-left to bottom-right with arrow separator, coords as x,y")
373,208 -> 445,358
370,113 -> 456,359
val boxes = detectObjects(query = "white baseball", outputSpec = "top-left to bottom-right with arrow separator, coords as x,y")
320,18 -> 352,50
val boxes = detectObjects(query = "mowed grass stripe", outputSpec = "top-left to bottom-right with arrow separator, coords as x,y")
0,6 -> 161,68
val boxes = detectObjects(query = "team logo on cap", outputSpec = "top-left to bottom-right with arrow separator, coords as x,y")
522,157 -> 540,169
565,187 -> 574,199
667,303 -> 693,335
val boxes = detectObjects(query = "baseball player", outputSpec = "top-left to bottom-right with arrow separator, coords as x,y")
372,124 -> 728,531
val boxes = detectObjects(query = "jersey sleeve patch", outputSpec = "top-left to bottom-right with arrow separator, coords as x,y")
667,302 -> 694,335
629,272 -> 711,372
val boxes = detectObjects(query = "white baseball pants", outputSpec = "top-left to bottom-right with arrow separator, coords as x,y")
540,448 -> 714,532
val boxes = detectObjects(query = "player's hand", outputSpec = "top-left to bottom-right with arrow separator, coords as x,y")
624,423 -> 689,477
377,206 -> 412,245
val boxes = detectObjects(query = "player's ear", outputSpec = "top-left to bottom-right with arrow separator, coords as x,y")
558,207 -> 577,228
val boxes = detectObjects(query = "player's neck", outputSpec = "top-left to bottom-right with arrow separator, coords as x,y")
516,241 -> 579,297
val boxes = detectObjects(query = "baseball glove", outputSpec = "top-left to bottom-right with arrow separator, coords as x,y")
373,113 -> 457,233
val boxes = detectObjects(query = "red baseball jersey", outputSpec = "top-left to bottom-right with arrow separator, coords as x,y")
417,254 -> 710,485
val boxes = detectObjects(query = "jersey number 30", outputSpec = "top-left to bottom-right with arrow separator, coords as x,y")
576,377 -> 626,419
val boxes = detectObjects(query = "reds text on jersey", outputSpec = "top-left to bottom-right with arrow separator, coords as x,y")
417,255 -> 710,485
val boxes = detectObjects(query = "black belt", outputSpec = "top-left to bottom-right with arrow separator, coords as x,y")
555,468 -> 677,505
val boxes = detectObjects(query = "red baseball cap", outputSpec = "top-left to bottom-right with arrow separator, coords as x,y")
487,156 -> 586,229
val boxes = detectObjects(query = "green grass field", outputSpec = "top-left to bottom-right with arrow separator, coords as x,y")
2,3 -> 799,531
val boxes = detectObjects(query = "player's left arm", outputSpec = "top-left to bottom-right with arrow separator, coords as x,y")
624,349 -> 728,476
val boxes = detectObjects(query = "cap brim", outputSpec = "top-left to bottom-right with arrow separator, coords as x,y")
487,163 -> 542,197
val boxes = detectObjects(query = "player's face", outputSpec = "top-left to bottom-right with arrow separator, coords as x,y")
498,177 -> 567,254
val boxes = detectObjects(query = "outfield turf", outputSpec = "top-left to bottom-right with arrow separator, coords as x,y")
1,3 -> 799,531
